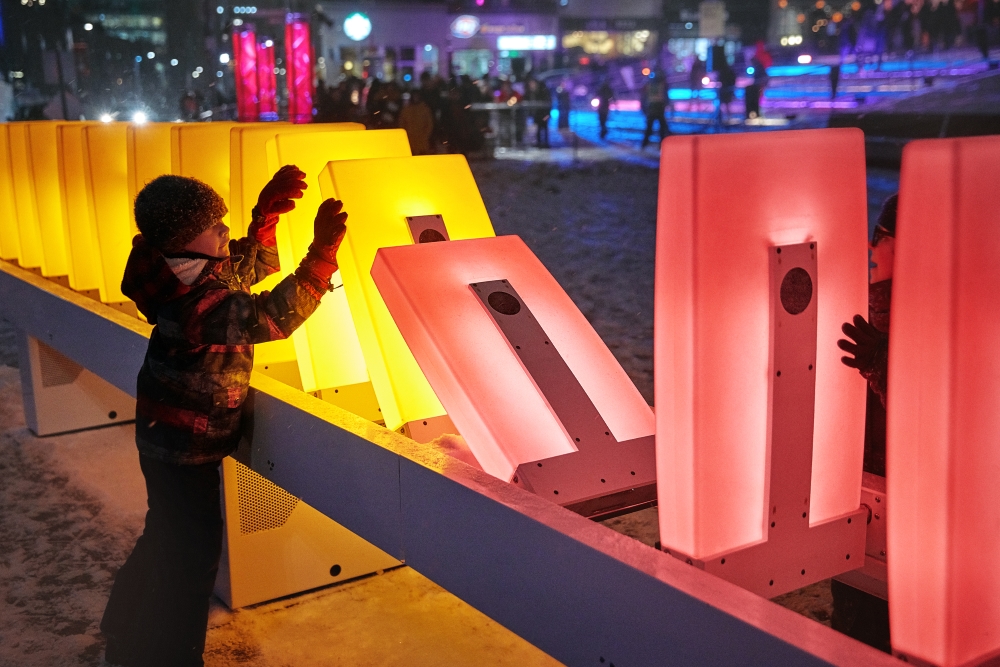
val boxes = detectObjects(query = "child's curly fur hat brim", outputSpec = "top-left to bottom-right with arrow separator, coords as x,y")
134,175 -> 228,254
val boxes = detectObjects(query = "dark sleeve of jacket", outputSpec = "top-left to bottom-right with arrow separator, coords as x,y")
860,344 -> 888,408
175,268 -> 321,346
228,235 -> 281,287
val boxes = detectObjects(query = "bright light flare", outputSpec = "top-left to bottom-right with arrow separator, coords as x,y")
99,113 -> 114,123
798,54 -> 813,64
590,98 -> 600,108
131,111 -> 148,124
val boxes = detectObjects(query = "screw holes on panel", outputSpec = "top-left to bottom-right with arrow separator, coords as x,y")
330,564 -> 342,577
108,411 -> 117,420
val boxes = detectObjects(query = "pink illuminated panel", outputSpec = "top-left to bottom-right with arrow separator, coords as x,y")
372,235 -> 654,482
233,28 -> 259,122
284,15 -> 313,124
256,41 -> 278,120
655,129 -> 868,560
888,136 -> 1000,667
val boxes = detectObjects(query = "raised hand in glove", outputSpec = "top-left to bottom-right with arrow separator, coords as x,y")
248,165 -> 307,246
838,314 -> 887,372
294,198 -> 349,295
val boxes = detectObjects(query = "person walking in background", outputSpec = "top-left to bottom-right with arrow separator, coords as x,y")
716,60 -> 737,127
526,78 -> 552,148
399,89 -> 434,155
640,69 -> 670,149
556,79 -> 571,129
830,63 -> 842,100
596,78 -> 614,139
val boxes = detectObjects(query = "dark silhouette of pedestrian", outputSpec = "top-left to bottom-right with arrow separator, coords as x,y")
830,63 -> 841,99
596,79 -> 614,139
640,70 -> 670,149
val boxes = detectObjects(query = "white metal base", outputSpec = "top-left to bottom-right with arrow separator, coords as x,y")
18,333 -> 135,436
833,472 -> 888,600
215,457 -> 401,609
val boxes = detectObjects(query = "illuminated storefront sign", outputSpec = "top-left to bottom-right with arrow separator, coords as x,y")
450,15 -> 480,39
344,12 -> 372,41
496,34 -> 556,50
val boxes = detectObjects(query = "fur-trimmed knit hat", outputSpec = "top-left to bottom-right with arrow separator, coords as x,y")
134,175 -> 228,254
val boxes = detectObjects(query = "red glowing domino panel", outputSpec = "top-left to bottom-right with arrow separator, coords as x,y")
372,235 -> 654,482
655,129 -> 868,559
887,136 -> 1000,667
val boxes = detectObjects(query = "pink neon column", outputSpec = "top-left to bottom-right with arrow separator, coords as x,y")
655,129 -> 868,559
284,15 -> 314,124
233,28 -> 259,122
887,136 -> 1000,667
256,41 -> 278,121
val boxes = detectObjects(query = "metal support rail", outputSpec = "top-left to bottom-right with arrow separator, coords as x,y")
0,259 -> 896,667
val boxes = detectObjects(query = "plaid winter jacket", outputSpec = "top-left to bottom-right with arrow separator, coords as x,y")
122,234 -> 324,465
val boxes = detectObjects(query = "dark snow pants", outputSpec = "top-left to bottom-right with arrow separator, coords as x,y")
101,454 -> 223,667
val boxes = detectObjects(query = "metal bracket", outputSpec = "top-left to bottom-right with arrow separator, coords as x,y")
470,279 -> 656,519
406,215 -> 450,244
664,242 -> 867,597
834,472 -> 888,600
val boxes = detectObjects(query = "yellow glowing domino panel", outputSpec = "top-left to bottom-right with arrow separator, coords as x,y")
171,123 -> 239,233
83,124 -> 134,304
26,122 -> 75,278
229,123 -> 362,232
7,123 -> 44,270
127,123 -> 173,226
271,129 -> 411,393
230,123 -> 364,377
320,155 -> 496,430
57,124 -> 103,293
0,124 -> 21,261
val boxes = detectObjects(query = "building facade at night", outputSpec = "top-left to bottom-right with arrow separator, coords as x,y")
317,0 -> 668,82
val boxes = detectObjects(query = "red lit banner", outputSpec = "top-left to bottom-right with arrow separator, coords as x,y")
284,15 -> 314,124
233,28 -> 259,122
655,129 -> 869,595
887,136 -> 1000,667
256,40 -> 278,121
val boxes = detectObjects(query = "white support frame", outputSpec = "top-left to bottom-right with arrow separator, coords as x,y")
0,260 -> 899,666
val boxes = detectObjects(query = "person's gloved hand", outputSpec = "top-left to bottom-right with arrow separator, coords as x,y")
257,165 -> 307,216
838,314 -> 887,371
294,199 -> 349,295
249,165 -> 307,246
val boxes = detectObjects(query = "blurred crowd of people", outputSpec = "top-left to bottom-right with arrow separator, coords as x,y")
312,70 -> 556,154
824,0 -> 1000,61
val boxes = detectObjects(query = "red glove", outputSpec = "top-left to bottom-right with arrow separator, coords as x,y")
294,199 -> 349,296
249,165 -> 307,246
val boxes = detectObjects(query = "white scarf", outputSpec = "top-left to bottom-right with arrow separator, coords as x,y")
164,256 -> 208,286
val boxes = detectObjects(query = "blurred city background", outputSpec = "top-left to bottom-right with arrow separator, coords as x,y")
0,0 -> 997,150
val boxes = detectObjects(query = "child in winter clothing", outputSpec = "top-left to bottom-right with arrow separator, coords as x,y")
101,166 -> 348,667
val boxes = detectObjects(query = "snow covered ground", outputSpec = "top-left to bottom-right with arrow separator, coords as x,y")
0,153 -> 900,665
